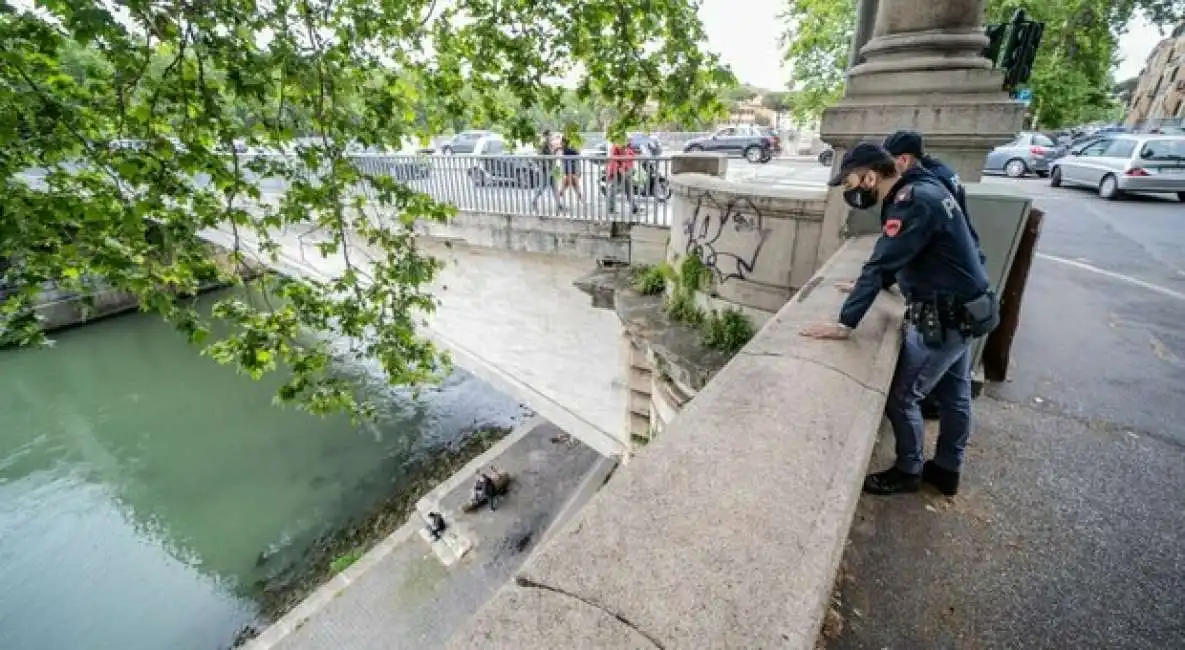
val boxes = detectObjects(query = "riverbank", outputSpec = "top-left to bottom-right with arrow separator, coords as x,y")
235,420 -> 525,643
244,418 -> 603,650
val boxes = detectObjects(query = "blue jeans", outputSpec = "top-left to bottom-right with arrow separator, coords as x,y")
885,324 -> 973,475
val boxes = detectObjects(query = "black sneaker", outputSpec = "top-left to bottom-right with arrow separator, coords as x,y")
920,397 -> 941,421
862,466 -> 921,495
922,461 -> 960,496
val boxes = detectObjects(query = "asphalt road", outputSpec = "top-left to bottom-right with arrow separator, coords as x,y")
979,175 -> 1185,446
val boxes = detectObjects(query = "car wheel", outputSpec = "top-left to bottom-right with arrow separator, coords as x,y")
1098,174 -> 1120,200
441,146 -> 454,155
1004,158 -> 1027,178
818,149 -> 834,167
1036,170 -> 1049,178
685,144 -> 703,152
744,145 -> 763,163
468,167 -> 487,187
1050,166 -> 1063,187
1177,191 -> 1185,202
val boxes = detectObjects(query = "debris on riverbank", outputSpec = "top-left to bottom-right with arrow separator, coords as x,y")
240,423 -> 517,634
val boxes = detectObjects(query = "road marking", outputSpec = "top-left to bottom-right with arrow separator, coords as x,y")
1036,253 -> 1185,302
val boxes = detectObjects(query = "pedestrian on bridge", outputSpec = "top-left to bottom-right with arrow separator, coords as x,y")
882,130 -> 989,421
606,139 -> 639,216
531,130 -> 562,213
799,143 -> 999,498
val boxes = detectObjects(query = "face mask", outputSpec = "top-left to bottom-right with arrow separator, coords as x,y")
841,171 -> 879,210
842,186 -> 878,210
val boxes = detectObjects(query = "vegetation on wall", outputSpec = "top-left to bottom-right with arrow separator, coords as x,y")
778,0 -> 1185,127
1,0 -> 735,420
641,256 -> 756,355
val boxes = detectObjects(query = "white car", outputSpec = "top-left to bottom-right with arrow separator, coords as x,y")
1049,134 -> 1185,201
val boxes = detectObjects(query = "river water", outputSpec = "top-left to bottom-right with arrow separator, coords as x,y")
0,292 -> 525,650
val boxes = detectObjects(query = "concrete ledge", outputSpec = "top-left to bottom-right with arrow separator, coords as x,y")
447,236 -> 904,649
415,211 -> 629,262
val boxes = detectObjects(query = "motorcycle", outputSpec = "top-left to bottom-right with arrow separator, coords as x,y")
598,159 -> 672,203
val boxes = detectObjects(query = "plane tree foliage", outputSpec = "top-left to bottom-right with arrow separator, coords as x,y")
0,0 -> 733,419
779,0 -> 1185,127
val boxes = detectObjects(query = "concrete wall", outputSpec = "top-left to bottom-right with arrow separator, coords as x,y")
28,284 -> 141,334
415,211 -> 629,262
447,235 -> 905,649
667,173 -> 827,316
414,210 -> 672,267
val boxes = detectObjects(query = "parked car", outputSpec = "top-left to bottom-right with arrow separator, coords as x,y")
984,132 -> 1057,178
440,130 -> 496,155
466,135 -> 543,188
682,125 -> 776,163
1049,134 -> 1185,201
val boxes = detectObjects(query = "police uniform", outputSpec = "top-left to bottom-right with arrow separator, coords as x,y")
828,143 -> 997,496
883,130 -> 985,261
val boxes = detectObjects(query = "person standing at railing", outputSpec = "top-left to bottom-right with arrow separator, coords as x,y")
557,136 -> 583,211
606,139 -> 639,216
882,130 -> 988,423
530,129 -> 563,212
799,143 -> 999,499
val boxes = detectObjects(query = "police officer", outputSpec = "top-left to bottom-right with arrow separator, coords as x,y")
883,130 -> 984,257
800,143 -> 998,497
883,130 -> 987,421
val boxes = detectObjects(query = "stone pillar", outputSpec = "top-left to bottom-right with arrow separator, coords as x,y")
817,0 -> 1025,259
848,0 -> 879,68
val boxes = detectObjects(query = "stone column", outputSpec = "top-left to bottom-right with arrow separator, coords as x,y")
816,0 -> 1025,260
847,0 -> 879,68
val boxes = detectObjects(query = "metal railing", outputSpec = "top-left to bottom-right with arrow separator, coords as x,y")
247,153 -> 674,226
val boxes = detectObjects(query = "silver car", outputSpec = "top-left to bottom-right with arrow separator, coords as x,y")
1049,134 -> 1185,201
983,132 -> 1057,178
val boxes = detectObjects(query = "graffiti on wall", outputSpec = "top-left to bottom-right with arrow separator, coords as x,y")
682,191 -> 770,285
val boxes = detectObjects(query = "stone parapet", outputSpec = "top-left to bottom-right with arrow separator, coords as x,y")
668,173 -> 827,316
414,211 -> 631,263
669,152 -> 728,177
447,235 -> 905,649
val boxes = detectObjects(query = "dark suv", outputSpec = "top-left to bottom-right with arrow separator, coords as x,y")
683,125 -> 777,163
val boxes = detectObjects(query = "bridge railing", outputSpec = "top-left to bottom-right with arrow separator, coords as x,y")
244,153 -> 674,227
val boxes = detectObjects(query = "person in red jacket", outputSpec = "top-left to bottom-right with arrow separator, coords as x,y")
605,140 -> 638,215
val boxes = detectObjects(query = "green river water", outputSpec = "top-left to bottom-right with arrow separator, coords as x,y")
0,293 -> 525,650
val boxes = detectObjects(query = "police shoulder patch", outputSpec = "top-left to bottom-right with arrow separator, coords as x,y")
893,184 -> 913,204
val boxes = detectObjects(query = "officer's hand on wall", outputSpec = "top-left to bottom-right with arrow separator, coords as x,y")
799,322 -> 852,340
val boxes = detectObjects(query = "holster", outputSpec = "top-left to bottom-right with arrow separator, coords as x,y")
960,291 -> 1000,338
907,300 -> 946,349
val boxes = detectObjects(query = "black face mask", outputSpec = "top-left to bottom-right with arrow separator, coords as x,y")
842,187 -> 878,210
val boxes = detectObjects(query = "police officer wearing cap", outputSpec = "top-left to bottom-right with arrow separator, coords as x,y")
883,130 -> 985,258
800,143 -> 999,497
882,131 -> 987,421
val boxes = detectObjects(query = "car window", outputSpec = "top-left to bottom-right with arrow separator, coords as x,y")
485,139 -> 505,154
1139,138 -> 1185,160
717,128 -> 736,137
1032,134 -> 1055,147
1102,139 -> 1137,158
1079,139 -> 1112,157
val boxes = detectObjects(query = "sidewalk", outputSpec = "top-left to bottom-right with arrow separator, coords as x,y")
828,245 -> 1185,648
247,419 -> 602,650
830,398 -> 1185,649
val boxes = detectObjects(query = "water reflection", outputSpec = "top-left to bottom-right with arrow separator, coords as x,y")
0,291 -> 524,650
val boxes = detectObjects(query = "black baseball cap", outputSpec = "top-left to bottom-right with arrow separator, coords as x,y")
883,130 -> 924,157
827,142 -> 896,187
